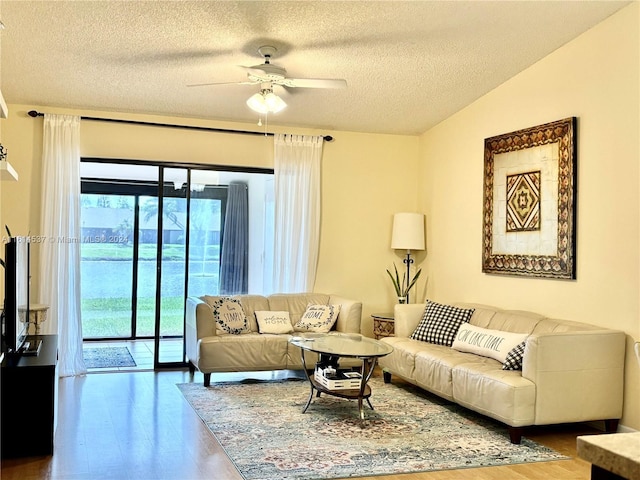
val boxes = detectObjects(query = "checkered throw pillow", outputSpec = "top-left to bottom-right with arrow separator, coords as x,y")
502,341 -> 527,370
410,300 -> 475,346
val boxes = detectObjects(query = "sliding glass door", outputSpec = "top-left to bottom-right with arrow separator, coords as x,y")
80,160 -> 273,369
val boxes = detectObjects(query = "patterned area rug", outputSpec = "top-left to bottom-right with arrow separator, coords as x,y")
177,377 -> 568,480
83,346 -> 136,368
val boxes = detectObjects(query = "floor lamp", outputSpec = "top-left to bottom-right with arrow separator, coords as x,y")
391,213 -> 425,304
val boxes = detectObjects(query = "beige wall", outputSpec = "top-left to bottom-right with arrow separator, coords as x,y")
0,105 -> 419,337
314,131 -> 420,336
419,4 -> 639,430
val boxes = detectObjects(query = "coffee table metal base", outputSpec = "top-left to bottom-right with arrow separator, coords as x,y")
299,351 -> 378,426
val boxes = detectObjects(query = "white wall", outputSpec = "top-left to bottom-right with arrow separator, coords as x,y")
420,3 -> 639,430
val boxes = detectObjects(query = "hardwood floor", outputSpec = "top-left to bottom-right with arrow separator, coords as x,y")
1,366 -> 601,480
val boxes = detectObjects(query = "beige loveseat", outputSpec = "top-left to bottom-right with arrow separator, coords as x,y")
186,293 -> 363,386
379,302 -> 626,444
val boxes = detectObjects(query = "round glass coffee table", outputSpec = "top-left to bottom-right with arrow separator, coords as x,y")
289,333 -> 393,426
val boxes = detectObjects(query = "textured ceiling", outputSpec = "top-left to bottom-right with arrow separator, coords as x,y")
0,1 -> 630,135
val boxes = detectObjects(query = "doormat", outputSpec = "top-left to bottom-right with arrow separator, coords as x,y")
177,377 -> 568,480
83,346 -> 136,368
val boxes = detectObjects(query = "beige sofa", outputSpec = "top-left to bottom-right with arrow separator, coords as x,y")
379,302 -> 626,444
186,293 -> 362,386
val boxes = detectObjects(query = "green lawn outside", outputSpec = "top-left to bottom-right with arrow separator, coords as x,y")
82,296 -> 184,338
81,243 -> 219,338
80,243 -> 219,261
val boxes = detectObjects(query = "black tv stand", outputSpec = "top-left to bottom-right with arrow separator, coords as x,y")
20,336 -> 43,356
1,334 -> 58,458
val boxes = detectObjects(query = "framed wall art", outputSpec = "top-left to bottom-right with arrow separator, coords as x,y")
482,117 -> 577,279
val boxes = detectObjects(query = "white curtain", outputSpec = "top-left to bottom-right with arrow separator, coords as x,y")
39,114 -> 86,377
272,134 -> 323,293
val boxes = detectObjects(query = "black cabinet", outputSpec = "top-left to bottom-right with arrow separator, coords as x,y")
1,334 -> 58,458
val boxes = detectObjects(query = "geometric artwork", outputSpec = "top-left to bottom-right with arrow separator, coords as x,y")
506,171 -> 540,232
482,117 -> 577,279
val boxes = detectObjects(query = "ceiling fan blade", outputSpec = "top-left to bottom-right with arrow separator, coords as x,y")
187,80 -> 258,87
285,78 -> 347,89
243,64 -> 270,73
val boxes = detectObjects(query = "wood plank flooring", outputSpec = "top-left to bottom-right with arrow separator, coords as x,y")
1,366 -> 601,480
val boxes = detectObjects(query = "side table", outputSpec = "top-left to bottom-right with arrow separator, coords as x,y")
372,313 -> 395,339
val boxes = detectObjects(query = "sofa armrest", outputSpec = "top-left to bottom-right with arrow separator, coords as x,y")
393,304 -> 425,338
329,295 -> 363,334
186,296 -> 216,339
185,296 -> 216,365
522,329 -> 626,425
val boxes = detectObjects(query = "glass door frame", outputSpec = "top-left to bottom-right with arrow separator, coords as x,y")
155,166 -> 183,369
154,166 -> 228,369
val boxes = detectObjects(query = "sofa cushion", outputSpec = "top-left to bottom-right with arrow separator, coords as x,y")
268,293 -> 331,325
452,360 -> 536,426
255,311 -> 294,334
502,341 -> 526,370
410,300 -> 475,346
294,304 -> 340,333
210,297 -> 250,335
198,333 -> 289,372
232,295 -> 271,332
455,303 -> 543,334
413,344 -> 477,401
452,323 -> 528,363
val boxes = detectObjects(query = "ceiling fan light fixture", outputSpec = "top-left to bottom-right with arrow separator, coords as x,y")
246,88 -> 287,114
246,92 -> 269,114
264,91 -> 286,113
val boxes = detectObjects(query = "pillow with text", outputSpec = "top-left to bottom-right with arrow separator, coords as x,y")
294,304 -> 340,333
452,323 -> 528,363
210,297 -> 249,335
255,311 -> 294,334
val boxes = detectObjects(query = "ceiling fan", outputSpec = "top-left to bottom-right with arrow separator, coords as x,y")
188,45 -> 347,114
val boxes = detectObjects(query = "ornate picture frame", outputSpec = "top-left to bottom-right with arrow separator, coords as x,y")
482,117 -> 577,279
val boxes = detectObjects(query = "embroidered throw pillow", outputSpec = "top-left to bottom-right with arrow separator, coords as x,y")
452,323 -> 529,363
255,311 -> 294,334
410,300 -> 475,346
294,304 -> 341,333
502,341 -> 527,370
211,297 -> 249,335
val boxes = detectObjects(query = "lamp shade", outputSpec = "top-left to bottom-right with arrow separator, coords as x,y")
391,213 -> 425,251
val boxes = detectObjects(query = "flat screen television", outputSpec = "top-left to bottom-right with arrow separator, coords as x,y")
2,237 -> 30,355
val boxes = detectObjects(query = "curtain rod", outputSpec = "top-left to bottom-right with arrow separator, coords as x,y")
27,110 -> 334,142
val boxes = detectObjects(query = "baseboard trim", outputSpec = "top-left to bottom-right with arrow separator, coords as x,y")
617,424 -> 638,433
586,420 -> 638,433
